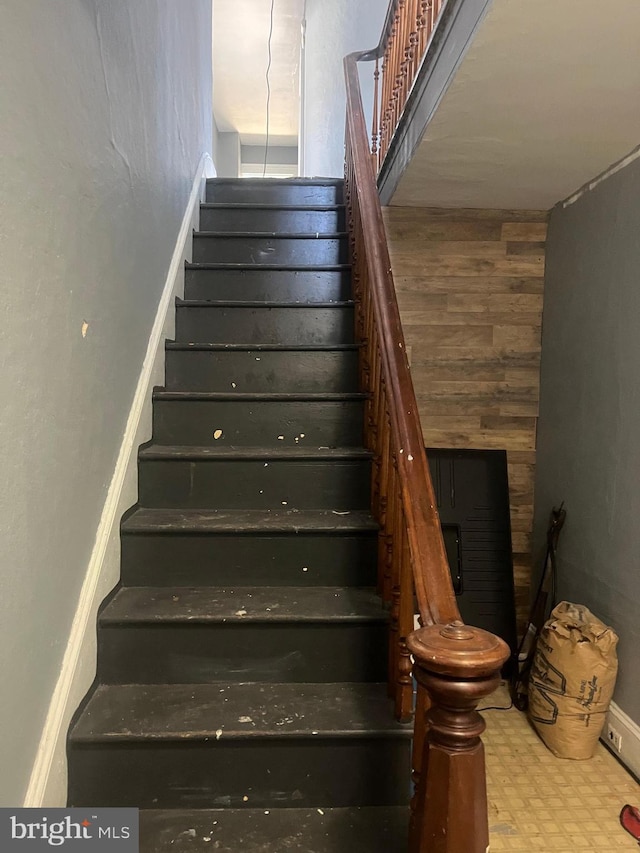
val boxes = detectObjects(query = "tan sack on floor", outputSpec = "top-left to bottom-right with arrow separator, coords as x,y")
528,601 -> 618,759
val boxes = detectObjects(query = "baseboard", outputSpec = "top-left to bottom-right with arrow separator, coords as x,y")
22,153 -> 215,808
602,701 -> 640,781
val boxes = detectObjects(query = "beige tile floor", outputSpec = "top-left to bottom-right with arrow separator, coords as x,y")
483,686 -> 640,852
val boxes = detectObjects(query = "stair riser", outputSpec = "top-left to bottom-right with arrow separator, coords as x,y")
165,349 -> 360,393
152,400 -> 364,447
175,305 -> 355,346
120,534 -> 378,587
192,236 -> 348,266
184,268 -> 351,303
138,459 -> 371,510
199,207 -> 346,233
206,181 -> 343,205
98,623 -> 387,684
68,739 -> 410,809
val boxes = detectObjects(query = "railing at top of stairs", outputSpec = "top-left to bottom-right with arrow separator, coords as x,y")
343,5 -> 510,849
365,0 -> 446,174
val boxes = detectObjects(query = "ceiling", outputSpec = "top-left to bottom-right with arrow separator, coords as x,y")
391,0 -> 640,209
213,0 -> 304,146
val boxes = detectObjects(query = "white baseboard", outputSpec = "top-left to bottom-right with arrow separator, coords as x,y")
602,701 -> 640,780
22,153 -> 215,808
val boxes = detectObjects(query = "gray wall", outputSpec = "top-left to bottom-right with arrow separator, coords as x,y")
0,0 -> 212,804
534,156 -> 640,723
302,0 -> 389,177
216,131 -> 241,177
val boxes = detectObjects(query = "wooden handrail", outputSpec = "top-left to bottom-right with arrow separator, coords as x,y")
344,46 -> 509,853
362,0 -> 446,171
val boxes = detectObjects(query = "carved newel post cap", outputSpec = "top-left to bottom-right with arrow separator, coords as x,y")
439,620 -> 474,640
407,619 -> 510,679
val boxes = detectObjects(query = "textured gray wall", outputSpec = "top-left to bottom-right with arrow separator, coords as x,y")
0,0 -> 212,804
534,157 -> 640,723
302,0 -> 389,177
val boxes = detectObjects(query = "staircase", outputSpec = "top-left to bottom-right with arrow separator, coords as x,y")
67,178 -> 411,851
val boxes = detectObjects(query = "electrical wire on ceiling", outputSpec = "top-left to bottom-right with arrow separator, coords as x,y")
263,0 -> 276,178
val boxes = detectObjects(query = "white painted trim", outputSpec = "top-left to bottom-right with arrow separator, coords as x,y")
22,153 -> 214,808
562,143 -> 640,208
602,701 -> 640,780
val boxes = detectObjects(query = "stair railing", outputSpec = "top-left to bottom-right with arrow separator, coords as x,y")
344,50 -> 510,853
369,0 -> 445,172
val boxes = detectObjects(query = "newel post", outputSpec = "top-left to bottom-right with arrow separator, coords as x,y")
407,621 -> 509,853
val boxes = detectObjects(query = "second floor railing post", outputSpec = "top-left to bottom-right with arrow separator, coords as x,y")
408,622 -> 510,853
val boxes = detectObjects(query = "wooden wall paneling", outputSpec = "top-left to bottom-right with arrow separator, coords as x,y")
383,207 -> 547,632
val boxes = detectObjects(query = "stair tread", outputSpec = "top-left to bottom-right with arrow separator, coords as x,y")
194,231 -> 348,239
200,202 -> 344,211
101,586 -> 386,624
70,682 -> 411,741
138,445 -> 371,461
122,507 -> 378,534
185,263 -> 350,271
206,178 -> 343,186
139,806 -> 408,852
153,391 -> 366,401
176,299 -> 354,308
166,342 -> 360,351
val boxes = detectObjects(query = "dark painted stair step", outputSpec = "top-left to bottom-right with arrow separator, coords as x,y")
120,508 -> 378,587
184,266 -> 351,303
98,586 -> 387,683
206,178 -> 343,206
137,445 -> 372,510
138,806 -> 408,852
68,682 -> 411,808
175,300 -> 355,346
199,203 -> 346,233
165,343 -> 360,393
192,233 -> 349,266
152,391 -> 366,447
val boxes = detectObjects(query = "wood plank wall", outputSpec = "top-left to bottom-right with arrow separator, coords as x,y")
382,206 -> 548,631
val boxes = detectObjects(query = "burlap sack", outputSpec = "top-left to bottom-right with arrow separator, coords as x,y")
528,601 -> 618,759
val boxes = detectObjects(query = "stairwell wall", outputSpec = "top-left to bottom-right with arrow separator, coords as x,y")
534,152 -> 640,762
383,206 -> 548,633
0,0 -> 212,806
301,0 -> 389,177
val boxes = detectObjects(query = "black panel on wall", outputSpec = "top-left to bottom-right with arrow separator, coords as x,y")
427,448 -> 517,653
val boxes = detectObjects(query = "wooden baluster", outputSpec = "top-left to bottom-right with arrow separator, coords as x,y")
395,524 -> 415,721
390,4 -> 402,147
371,58 -> 380,170
408,622 -> 510,853
388,493 -> 413,719
411,679 -> 431,828
377,405 -> 392,602
360,284 -> 372,394
407,0 -> 421,92
418,1 -> 430,58
386,455 -> 400,699
399,0 -> 412,116
384,52 -> 393,156
384,22 -> 394,157
369,341 -> 384,539
379,45 -> 389,163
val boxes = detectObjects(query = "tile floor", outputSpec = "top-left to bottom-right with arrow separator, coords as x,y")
484,686 -> 640,852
